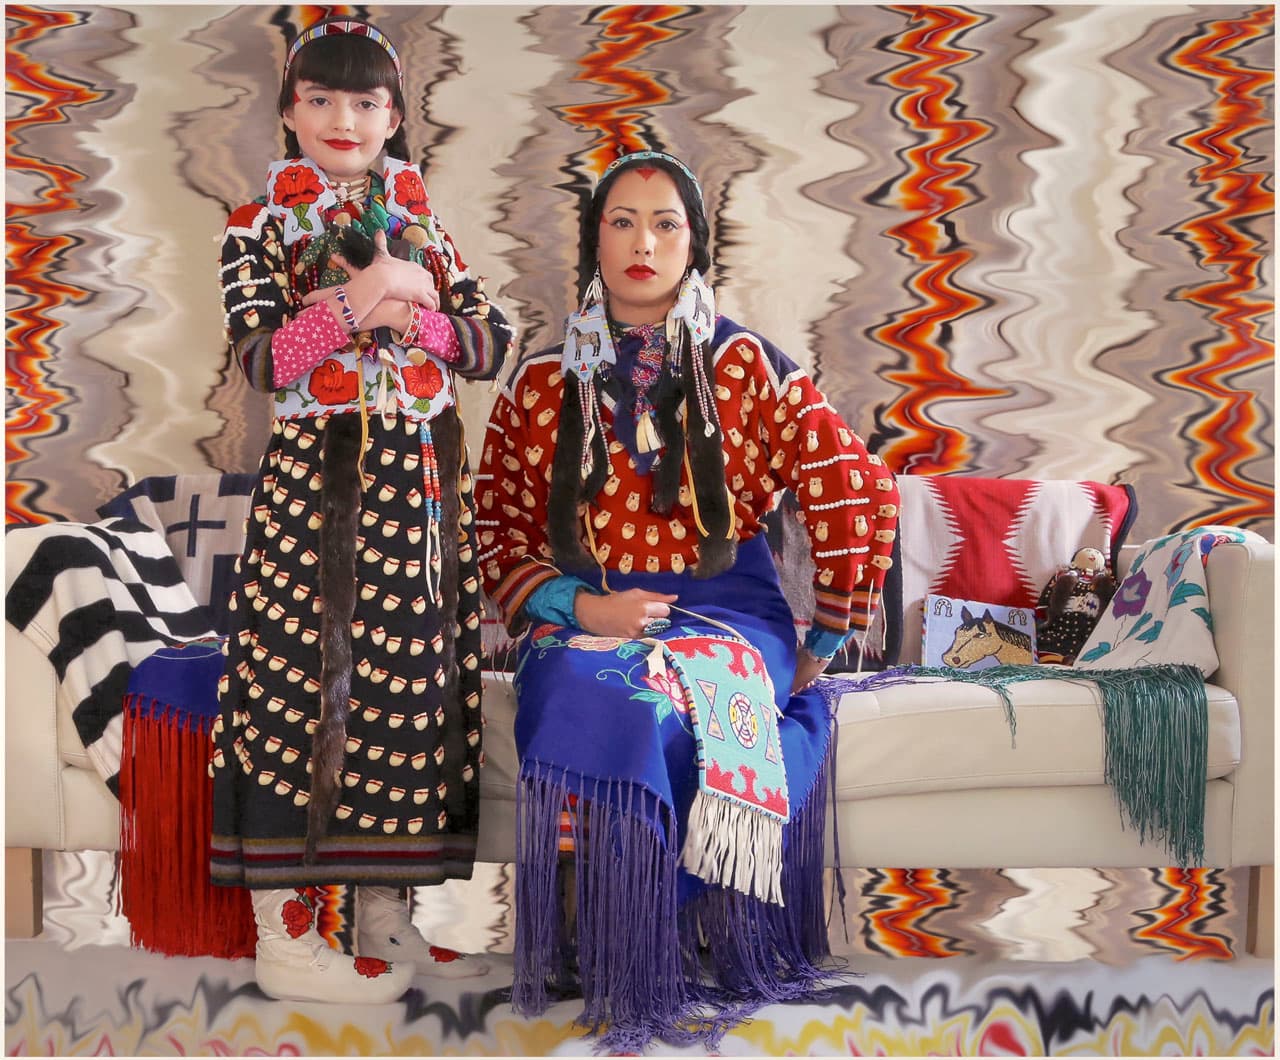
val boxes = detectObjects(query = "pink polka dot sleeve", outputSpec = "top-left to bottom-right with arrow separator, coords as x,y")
270,301 -> 349,388
415,310 -> 461,363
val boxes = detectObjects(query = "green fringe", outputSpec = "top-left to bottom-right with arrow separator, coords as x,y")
891,663 -> 1207,866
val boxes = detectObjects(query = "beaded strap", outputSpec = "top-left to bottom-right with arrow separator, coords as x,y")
401,301 -> 425,348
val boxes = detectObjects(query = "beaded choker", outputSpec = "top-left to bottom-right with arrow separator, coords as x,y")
330,174 -> 371,205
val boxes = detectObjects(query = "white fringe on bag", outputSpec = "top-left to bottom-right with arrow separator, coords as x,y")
680,790 -> 785,906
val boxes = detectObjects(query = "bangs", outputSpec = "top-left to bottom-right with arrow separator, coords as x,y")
292,34 -> 398,95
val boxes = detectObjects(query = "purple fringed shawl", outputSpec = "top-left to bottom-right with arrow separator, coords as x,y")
510,534 -> 842,1051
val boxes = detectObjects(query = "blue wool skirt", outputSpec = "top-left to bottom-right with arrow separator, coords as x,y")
510,533 -> 836,1051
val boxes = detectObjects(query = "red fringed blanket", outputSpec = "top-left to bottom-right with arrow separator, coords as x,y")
118,639 -> 256,959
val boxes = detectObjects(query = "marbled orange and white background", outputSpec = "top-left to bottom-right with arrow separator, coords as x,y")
6,4 -> 1274,543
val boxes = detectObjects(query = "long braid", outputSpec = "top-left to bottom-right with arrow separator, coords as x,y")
305,414 -> 363,863
682,333 -> 736,578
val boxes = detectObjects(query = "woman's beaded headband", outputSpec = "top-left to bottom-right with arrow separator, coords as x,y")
597,150 -> 702,201
283,19 -> 403,86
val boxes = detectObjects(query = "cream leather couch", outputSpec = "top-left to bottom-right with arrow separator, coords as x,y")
6,519 -> 1273,955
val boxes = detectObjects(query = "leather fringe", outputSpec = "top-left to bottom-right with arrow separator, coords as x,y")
432,410 -> 468,822
306,414 -> 363,863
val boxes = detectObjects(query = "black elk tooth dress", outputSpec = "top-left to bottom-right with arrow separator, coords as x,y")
209,155 -> 512,888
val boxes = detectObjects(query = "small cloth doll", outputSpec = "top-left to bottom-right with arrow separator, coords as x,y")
1035,546 -> 1118,664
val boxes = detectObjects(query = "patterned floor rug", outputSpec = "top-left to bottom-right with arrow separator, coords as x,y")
4,853 -> 1273,1056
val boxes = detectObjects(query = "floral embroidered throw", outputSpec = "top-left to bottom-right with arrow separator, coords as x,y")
1075,526 -> 1263,676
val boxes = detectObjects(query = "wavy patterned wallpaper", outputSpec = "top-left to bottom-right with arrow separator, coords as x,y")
6,4 -> 1274,543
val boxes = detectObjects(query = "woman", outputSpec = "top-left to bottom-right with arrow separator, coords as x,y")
210,17 -> 512,1002
476,149 -> 899,1048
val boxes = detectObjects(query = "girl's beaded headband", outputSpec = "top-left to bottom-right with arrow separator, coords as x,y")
283,19 -> 403,86
597,150 -> 702,201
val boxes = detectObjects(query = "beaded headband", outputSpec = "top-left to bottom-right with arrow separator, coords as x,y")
597,150 -> 702,201
283,19 -> 403,86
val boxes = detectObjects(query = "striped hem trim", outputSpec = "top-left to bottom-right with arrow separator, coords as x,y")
813,587 -> 853,630
211,832 -> 478,887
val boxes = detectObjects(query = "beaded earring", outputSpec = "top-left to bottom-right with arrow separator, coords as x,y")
561,265 -> 616,482
666,269 -> 719,439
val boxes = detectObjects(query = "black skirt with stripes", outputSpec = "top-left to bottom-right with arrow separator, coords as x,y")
210,408 -> 483,888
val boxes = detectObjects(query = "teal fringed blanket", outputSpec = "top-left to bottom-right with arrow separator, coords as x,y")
820,663 -> 1207,866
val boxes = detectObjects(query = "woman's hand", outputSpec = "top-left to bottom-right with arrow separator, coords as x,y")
574,588 -> 679,640
791,647 -> 830,695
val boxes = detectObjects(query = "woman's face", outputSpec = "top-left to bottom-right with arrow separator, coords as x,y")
597,168 -> 693,326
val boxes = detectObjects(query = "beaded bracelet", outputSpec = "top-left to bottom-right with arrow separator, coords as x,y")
332,285 -> 359,332
400,301 -> 425,348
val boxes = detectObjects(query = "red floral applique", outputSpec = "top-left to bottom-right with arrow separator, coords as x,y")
428,945 -> 462,963
308,358 -> 360,404
280,897 -> 313,938
273,164 -> 325,210
354,956 -> 393,978
393,170 -> 430,220
402,360 -> 444,400
273,163 -> 326,232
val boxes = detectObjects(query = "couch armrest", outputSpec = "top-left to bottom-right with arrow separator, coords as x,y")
1205,537 -> 1274,865
5,620 -> 65,849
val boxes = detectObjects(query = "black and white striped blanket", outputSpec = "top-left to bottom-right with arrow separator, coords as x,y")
5,517 -> 216,794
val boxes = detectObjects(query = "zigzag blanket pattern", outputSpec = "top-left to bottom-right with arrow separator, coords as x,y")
4,518 -> 215,792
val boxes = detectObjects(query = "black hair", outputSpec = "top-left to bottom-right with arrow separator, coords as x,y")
278,19 -> 409,161
576,153 -> 711,302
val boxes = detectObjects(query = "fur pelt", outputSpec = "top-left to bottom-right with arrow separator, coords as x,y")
305,413 -> 363,863
304,410 -> 469,853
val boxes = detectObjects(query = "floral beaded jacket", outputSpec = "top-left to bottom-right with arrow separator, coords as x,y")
219,156 -> 513,416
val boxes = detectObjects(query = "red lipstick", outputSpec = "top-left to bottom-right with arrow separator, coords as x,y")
625,265 -> 656,279
324,139 -> 359,150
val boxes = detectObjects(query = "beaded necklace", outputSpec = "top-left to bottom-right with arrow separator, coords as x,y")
418,421 -> 445,603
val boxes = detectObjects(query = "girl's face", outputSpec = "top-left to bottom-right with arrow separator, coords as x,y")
284,79 -> 401,182
597,168 -> 693,326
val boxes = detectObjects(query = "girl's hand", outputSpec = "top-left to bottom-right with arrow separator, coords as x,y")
302,230 -> 440,317
574,588 -> 679,640
356,297 -> 414,334
790,647 -> 830,695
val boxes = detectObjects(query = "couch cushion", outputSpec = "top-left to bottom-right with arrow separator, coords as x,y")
830,675 -> 1239,800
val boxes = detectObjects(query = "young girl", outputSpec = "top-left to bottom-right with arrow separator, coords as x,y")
210,17 -> 513,1004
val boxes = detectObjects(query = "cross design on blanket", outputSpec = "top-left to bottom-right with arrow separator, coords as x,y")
166,495 -> 230,558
